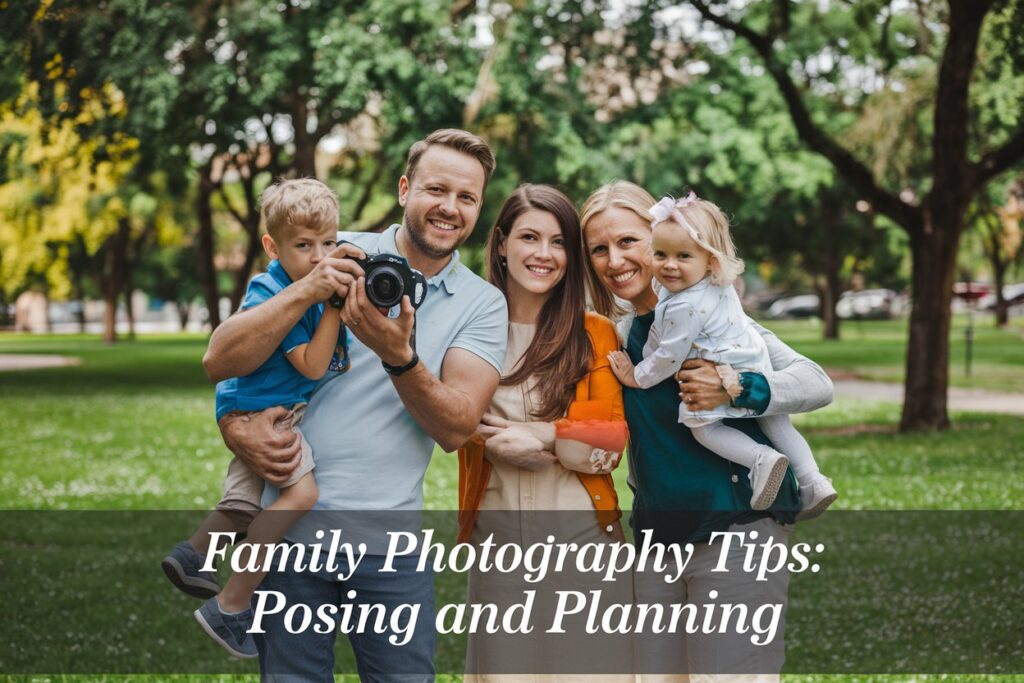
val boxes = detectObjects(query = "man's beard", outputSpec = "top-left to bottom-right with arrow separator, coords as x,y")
404,215 -> 459,260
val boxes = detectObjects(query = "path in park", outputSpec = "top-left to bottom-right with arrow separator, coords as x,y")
832,377 -> 1024,416
2,354 -> 1022,415
0,354 -> 81,371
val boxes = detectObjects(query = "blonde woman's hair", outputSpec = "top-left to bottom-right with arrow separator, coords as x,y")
652,195 -> 744,286
260,178 -> 340,241
578,181 -> 658,319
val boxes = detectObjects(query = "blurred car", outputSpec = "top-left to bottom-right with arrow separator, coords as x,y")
952,281 -> 993,301
951,281 -> 994,313
979,283 -> 1024,311
47,300 -> 85,324
765,294 -> 820,319
836,289 -> 899,320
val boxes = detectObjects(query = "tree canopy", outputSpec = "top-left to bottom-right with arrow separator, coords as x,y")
1,0 -> 1022,430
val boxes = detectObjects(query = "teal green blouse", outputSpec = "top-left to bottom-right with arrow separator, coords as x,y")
624,311 -> 800,544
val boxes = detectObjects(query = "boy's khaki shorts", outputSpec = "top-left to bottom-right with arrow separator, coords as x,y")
215,404 -> 315,520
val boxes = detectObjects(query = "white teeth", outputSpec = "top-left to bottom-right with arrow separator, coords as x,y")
612,270 -> 636,283
527,266 -> 552,274
431,220 -> 456,231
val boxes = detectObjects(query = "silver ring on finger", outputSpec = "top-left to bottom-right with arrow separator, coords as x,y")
351,319 -> 360,326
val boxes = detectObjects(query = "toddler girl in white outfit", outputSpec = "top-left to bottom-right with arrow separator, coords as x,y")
609,192 -> 836,517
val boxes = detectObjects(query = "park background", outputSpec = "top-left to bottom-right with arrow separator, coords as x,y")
1,0 -> 1022,680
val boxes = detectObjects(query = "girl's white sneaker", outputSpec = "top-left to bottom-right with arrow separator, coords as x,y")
797,474 -> 838,521
749,449 -> 790,511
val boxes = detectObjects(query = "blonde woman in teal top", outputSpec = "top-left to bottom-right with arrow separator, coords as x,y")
579,181 -> 834,681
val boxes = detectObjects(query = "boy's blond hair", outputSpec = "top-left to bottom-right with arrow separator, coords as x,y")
650,193 -> 745,286
260,178 -> 339,241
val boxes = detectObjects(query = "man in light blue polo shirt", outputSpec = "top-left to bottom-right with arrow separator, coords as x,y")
202,129 -> 507,682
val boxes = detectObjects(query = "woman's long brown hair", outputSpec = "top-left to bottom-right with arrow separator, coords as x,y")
485,184 -> 592,421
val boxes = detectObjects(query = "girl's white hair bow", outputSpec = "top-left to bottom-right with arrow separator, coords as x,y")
649,191 -> 701,241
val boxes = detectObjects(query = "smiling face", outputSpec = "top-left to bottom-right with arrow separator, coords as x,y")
584,206 -> 656,307
498,209 -> 567,302
651,221 -> 712,293
397,145 -> 486,271
262,224 -> 338,282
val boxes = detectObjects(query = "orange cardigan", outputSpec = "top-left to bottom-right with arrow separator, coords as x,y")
457,312 -> 627,543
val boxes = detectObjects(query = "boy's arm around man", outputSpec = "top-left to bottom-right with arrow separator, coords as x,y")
203,242 -> 366,485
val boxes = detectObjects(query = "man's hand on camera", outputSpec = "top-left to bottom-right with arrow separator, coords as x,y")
219,407 -> 303,485
341,278 -> 415,367
300,242 -> 365,303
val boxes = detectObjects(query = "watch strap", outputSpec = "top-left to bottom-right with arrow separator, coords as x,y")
382,352 -> 419,376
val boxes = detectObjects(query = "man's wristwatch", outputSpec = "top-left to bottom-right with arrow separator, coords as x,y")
382,352 -> 419,376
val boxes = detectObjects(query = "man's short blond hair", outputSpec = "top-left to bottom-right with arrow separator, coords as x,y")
404,129 -> 496,187
260,178 -> 339,241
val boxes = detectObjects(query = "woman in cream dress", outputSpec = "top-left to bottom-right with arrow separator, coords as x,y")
458,184 -> 632,681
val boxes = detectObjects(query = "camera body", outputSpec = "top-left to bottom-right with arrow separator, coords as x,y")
330,242 -> 428,310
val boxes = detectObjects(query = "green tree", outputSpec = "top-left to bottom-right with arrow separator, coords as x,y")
0,79 -> 140,342
163,0 -> 484,322
589,41 -> 893,339
677,0 -> 1024,431
3,0 -> 485,328
2,1 -> 197,341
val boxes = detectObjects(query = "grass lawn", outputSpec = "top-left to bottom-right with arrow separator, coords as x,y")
2,331 -> 1021,511
0,331 -> 1021,681
762,314 -> 1024,393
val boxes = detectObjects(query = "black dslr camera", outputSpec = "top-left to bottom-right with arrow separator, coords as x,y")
330,242 -> 428,310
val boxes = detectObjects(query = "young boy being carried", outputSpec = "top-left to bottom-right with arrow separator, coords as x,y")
161,178 -> 349,659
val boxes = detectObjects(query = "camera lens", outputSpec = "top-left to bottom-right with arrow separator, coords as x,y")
366,266 -> 403,307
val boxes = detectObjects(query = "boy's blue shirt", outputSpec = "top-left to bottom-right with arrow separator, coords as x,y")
214,259 -> 347,421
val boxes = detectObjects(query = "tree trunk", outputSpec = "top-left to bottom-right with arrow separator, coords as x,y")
226,174 -> 263,313
43,292 -> 52,333
352,155 -> 388,222
898,0 -> 988,431
815,268 -> 842,340
177,302 -> 191,330
72,279 -> 87,334
100,218 -> 131,344
69,235 -> 89,333
292,96 -> 317,178
229,233 -> 260,313
196,165 -> 222,330
123,218 -> 155,341
366,202 -> 402,233
994,293 -> 1009,328
900,217 -> 961,431
123,285 -> 136,340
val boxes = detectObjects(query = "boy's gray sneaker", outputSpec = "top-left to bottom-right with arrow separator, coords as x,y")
194,597 -> 258,660
161,541 -> 220,599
